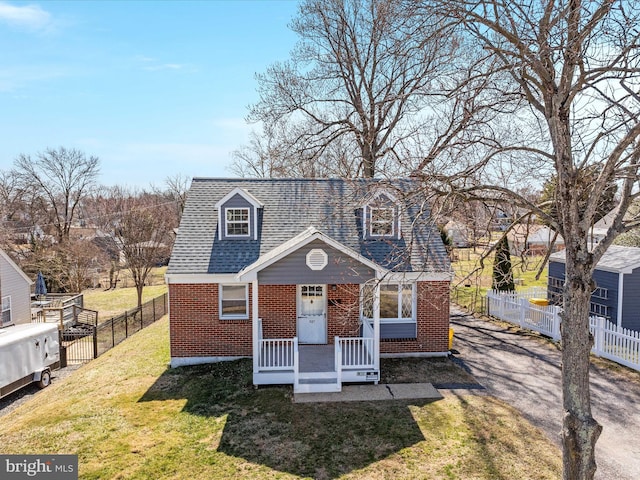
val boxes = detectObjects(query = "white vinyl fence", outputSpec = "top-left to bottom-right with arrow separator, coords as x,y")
486,289 -> 640,372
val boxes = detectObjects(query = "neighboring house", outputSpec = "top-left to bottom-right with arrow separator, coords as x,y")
0,249 -> 33,327
508,224 -> 565,256
548,245 -> 640,331
588,210 -> 616,246
443,220 -> 472,248
166,178 -> 452,393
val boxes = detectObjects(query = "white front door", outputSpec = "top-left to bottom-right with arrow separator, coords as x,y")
297,285 -> 327,344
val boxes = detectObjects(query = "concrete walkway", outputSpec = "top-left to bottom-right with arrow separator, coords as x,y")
450,306 -> 640,480
293,382 -> 442,403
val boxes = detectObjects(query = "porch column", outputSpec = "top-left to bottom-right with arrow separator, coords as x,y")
373,277 -> 381,371
252,279 -> 259,375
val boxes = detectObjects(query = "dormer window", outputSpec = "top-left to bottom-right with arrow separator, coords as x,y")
361,190 -> 400,239
226,208 -> 250,237
215,187 -> 263,241
370,208 -> 394,237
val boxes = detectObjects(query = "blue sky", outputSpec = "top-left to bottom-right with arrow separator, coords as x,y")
0,0 -> 299,187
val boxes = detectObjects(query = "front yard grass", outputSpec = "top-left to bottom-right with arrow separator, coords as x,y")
0,317 -> 561,480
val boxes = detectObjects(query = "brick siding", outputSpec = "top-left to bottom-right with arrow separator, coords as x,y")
380,281 -> 450,354
258,284 -> 296,338
170,280 -> 450,359
169,283 -> 252,358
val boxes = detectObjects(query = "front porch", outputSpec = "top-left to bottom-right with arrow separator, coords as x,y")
254,320 -> 380,393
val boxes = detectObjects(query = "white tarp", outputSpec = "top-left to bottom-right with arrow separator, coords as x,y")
0,323 -> 59,388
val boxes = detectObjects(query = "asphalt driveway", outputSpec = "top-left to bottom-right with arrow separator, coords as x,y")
449,306 -> 640,480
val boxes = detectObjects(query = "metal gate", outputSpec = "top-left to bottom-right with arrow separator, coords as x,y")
60,324 -> 97,365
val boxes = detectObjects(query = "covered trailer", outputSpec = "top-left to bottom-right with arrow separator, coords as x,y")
0,323 -> 60,399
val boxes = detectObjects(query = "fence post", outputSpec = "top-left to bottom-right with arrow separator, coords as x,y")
111,318 -> 115,348
152,297 -> 157,322
93,326 -> 98,359
519,298 -> 528,328
594,316 -> 605,357
553,306 -> 561,341
140,306 -> 144,329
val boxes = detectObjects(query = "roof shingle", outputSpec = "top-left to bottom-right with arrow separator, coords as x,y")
167,178 -> 451,275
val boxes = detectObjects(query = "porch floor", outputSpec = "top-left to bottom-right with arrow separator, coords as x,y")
299,345 -> 335,373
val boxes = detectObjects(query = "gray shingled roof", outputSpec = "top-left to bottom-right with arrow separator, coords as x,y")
167,178 -> 451,275
550,244 -> 640,273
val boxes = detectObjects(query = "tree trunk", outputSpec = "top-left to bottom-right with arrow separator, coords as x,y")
561,254 -> 602,480
136,283 -> 144,309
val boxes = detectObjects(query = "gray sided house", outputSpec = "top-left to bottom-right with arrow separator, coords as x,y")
166,178 -> 452,393
548,245 -> 640,331
0,249 -> 34,327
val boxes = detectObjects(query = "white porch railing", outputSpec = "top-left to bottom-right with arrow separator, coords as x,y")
293,337 -> 299,386
338,321 -> 375,369
335,336 -> 342,386
338,337 -> 375,368
259,338 -> 296,370
486,288 -> 640,372
257,318 -> 296,371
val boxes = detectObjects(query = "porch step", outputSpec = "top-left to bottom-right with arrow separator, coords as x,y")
294,379 -> 342,394
297,371 -> 336,380
294,373 -> 342,393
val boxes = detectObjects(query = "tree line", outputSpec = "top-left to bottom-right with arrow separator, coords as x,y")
0,147 -> 189,308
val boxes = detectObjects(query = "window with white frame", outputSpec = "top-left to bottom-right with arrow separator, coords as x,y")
548,276 -> 564,305
592,286 -> 608,300
225,208 -> 250,237
361,283 -> 414,321
590,302 -> 610,319
220,284 -> 249,319
1,296 -> 11,325
369,207 -> 394,237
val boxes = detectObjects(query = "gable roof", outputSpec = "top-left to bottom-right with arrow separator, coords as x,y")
214,187 -> 264,209
0,248 -> 34,286
237,226 -> 386,281
167,178 -> 450,275
508,224 -> 564,245
549,244 -> 640,274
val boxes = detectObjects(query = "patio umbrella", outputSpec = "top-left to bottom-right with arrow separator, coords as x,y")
35,271 -> 47,298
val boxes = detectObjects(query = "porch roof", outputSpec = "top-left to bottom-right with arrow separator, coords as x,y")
237,226 -> 386,281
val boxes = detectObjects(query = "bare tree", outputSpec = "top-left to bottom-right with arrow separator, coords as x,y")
14,147 -> 100,244
0,170 -> 26,248
432,1 -> 640,478
230,126 -> 363,178
110,191 -> 175,308
163,174 -> 191,217
245,0 -> 459,178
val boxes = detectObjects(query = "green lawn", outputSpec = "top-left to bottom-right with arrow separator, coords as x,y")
451,249 -> 548,312
0,317 -> 561,480
83,284 -> 168,320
